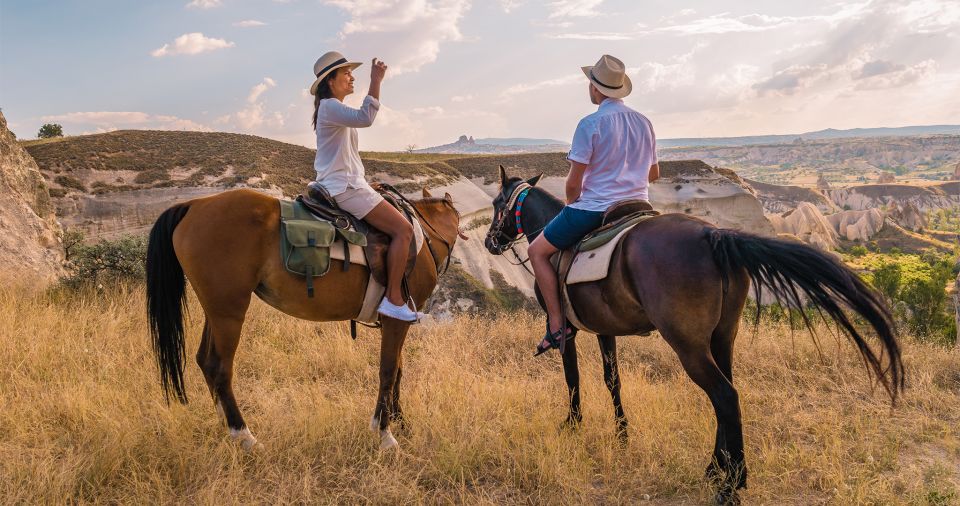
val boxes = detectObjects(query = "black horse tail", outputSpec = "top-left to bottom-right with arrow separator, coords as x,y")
146,204 -> 191,404
708,228 -> 904,402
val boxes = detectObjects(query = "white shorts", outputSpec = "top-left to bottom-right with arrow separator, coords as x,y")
333,184 -> 385,219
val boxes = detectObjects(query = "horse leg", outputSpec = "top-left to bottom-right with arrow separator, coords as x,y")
200,312 -> 259,451
671,344 -> 746,504
371,318 -> 408,450
598,335 -> 628,441
706,317 -> 739,482
390,363 -> 406,431
560,336 -> 582,429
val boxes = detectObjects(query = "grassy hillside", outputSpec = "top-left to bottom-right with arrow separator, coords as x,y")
1,283 -> 957,504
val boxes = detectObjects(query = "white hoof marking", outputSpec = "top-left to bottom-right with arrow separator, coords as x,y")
369,414 -> 380,432
230,427 -> 261,452
379,429 -> 399,451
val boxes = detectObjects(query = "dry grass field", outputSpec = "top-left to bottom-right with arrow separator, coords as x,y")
2,283 -> 958,504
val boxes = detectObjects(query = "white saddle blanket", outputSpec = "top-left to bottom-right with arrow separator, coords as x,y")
565,223 -> 638,285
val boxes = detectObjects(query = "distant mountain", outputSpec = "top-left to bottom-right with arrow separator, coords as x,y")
659,124 -> 960,148
473,137 -> 568,146
415,135 -> 569,154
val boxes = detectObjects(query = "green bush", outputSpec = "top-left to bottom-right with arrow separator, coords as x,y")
54,175 -> 86,192
868,252 -> 957,344
62,236 -> 147,288
848,245 -> 868,257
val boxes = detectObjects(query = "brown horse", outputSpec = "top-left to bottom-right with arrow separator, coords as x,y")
484,167 -> 903,505
146,188 -> 462,451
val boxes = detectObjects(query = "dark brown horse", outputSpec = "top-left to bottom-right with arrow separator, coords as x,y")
485,167 -> 903,504
146,188 -> 462,451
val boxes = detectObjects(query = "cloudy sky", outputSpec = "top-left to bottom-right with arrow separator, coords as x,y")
2,0 -> 959,150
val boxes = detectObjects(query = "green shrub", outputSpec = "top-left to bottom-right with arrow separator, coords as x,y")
134,169 -> 169,184
62,236 -> 147,288
848,245 -> 868,257
54,175 -> 86,192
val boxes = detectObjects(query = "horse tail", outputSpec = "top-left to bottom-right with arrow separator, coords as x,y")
146,204 -> 191,404
707,228 -> 904,402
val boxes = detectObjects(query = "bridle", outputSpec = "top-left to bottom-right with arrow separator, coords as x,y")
485,181 -> 540,276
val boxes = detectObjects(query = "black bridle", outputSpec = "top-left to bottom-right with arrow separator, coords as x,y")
485,182 -> 541,276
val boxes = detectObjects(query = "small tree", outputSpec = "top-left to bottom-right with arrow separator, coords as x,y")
38,123 -> 64,138
405,144 -> 417,154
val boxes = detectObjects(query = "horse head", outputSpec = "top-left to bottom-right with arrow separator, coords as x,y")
411,188 -> 467,273
485,164 -> 543,255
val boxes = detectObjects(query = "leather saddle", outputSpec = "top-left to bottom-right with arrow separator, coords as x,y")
299,182 -> 418,287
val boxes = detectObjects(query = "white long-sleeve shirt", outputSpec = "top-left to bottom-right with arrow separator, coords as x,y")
314,95 -> 381,195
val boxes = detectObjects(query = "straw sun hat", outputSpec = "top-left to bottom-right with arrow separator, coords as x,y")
310,51 -> 362,95
581,54 -> 632,99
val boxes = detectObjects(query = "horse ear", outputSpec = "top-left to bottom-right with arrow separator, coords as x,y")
498,165 -> 507,186
443,192 -> 453,202
527,172 -> 544,187
422,188 -> 433,198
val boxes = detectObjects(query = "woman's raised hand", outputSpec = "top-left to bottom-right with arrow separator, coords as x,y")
371,58 -> 388,83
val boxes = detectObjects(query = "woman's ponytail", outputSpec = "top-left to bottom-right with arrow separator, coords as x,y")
311,69 -> 338,131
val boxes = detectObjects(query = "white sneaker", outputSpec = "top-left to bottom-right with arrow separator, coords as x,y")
377,298 -> 424,322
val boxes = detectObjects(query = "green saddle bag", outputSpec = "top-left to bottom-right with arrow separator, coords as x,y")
279,200 -> 367,296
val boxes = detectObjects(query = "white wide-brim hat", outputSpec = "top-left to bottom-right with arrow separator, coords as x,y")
581,54 -> 632,99
310,51 -> 362,95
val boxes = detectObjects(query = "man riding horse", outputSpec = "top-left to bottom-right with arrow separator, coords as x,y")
530,54 -> 660,356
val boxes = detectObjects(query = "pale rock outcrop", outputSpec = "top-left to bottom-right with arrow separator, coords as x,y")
0,112 -> 64,283
825,184 -> 956,212
887,201 -> 926,231
768,202 -> 838,251
826,208 -> 885,242
744,178 -> 838,214
816,172 -> 831,190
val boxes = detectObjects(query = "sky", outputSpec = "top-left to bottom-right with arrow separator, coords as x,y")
2,0 -> 959,151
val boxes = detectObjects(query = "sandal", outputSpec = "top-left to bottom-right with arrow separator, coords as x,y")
533,320 -> 577,357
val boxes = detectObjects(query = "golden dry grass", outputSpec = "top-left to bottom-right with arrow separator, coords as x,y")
2,283 -> 958,504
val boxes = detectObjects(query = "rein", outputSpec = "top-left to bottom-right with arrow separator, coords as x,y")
378,183 -> 455,278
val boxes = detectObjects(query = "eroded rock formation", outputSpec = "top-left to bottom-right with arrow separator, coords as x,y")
768,202 -> 838,251
0,112 -> 64,284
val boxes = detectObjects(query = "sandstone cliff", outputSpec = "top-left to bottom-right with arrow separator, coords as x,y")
826,209 -> 885,242
0,112 -> 64,283
768,202 -> 838,251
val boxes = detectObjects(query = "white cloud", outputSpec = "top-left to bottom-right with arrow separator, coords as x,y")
233,20 -> 266,27
549,31 -> 635,40
323,0 -> 470,75
450,94 -> 474,102
498,73 -> 582,101
499,0 -> 523,13
548,0 -> 603,19
41,111 -> 210,131
854,59 -> 937,90
186,0 -> 222,9
217,78 -> 286,131
151,33 -> 235,57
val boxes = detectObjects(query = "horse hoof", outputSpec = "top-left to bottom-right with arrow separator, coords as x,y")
379,429 -> 399,451
230,427 -> 261,452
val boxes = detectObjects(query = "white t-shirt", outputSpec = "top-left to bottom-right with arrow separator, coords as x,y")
566,98 -> 657,212
314,95 -> 380,196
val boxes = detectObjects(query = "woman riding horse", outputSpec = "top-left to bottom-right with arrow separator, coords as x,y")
145,52 -> 465,452
310,51 -> 422,322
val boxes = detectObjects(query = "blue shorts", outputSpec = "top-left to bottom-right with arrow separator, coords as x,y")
542,206 -> 604,250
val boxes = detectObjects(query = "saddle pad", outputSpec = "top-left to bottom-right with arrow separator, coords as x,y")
566,223 -> 638,285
